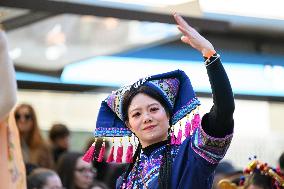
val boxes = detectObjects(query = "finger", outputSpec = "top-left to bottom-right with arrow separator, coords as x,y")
178,25 -> 202,42
173,13 -> 191,29
181,36 -> 191,44
177,26 -> 191,37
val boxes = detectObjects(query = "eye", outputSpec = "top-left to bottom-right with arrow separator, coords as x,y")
132,112 -> 141,118
150,107 -> 159,112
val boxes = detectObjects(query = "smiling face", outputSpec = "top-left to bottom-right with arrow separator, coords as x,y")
127,93 -> 170,148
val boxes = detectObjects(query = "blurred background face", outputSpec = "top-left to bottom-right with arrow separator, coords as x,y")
15,106 -> 33,134
74,156 -> 95,189
42,174 -> 63,189
55,136 -> 70,150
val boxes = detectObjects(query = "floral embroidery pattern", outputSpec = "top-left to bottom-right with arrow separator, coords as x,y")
7,126 -> 20,183
124,145 -> 180,189
148,78 -> 179,109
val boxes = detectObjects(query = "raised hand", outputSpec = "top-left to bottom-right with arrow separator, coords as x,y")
173,13 -> 215,57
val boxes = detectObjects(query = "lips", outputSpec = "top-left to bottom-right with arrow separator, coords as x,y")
143,125 -> 156,130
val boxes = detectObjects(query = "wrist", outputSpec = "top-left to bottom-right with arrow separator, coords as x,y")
204,53 -> 220,66
202,49 -> 216,59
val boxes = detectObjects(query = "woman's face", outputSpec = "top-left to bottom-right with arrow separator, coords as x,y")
74,156 -> 95,189
127,93 -> 170,148
15,106 -> 33,134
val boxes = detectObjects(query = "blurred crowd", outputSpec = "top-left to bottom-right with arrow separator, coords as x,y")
11,102 -> 284,189
14,103 -> 127,189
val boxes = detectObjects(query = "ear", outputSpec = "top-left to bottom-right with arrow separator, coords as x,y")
125,121 -> 132,130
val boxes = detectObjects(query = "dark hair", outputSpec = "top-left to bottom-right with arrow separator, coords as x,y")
49,123 -> 70,142
244,170 -> 273,189
56,152 -> 82,189
279,152 -> 284,171
122,85 -> 173,189
27,168 -> 58,189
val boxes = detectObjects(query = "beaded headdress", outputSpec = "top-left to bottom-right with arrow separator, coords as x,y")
83,69 -> 201,163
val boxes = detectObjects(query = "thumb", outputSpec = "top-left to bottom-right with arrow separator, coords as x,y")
181,36 -> 191,44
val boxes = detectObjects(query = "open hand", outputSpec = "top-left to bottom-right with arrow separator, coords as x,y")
173,13 -> 215,57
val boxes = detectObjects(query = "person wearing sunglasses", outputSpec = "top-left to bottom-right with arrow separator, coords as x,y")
0,28 -> 27,188
14,103 -> 54,169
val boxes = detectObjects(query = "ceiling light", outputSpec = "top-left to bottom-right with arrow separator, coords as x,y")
104,17 -> 119,30
45,44 -> 66,61
46,24 -> 66,45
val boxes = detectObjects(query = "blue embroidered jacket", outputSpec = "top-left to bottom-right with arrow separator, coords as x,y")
116,126 -> 233,189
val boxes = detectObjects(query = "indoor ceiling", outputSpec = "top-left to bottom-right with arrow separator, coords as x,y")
0,0 -> 284,76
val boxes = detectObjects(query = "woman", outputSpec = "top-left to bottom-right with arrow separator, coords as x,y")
27,168 -> 63,189
14,103 -> 54,169
57,152 -> 108,189
84,13 -> 235,189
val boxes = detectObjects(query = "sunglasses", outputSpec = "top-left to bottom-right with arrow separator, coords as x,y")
15,113 -> 32,121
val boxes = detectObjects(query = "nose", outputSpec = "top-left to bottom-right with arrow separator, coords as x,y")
143,113 -> 153,123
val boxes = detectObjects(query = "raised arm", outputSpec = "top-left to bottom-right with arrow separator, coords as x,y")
173,13 -> 235,137
0,30 -> 17,123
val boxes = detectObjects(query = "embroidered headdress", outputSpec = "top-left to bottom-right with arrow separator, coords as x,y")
83,69 -> 201,163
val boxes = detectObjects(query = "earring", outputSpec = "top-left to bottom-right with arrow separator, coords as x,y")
106,137 -> 115,163
170,126 -> 176,145
126,136 -> 133,163
175,121 -> 182,145
97,138 -> 106,162
116,138 -> 123,163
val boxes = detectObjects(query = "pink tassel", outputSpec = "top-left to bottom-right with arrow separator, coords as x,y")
97,143 -> 105,162
116,145 -> 123,163
184,121 -> 191,138
175,129 -> 182,145
106,146 -> 114,163
191,114 -> 201,134
82,142 -> 96,163
125,144 -> 133,163
171,131 -> 176,145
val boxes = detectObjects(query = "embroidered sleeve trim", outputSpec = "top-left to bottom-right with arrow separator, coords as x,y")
191,126 -> 233,164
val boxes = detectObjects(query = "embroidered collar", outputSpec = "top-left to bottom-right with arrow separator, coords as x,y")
142,140 -> 168,157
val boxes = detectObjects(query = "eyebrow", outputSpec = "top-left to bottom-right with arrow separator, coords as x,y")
129,103 -> 160,114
